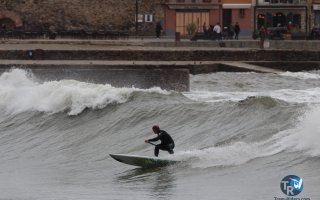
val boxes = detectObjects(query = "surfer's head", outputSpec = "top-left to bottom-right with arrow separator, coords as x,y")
152,125 -> 160,134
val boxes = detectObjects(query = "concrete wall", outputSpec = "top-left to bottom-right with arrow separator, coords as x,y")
0,65 -> 190,92
1,49 -> 319,61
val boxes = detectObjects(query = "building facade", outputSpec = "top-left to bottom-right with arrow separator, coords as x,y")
163,0 -> 254,37
312,0 -> 320,27
221,0 -> 254,37
0,0 -> 318,36
255,0 -> 308,32
0,0 -> 165,35
163,0 -> 220,36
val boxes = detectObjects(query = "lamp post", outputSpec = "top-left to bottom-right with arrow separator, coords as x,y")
136,0 -> 138,36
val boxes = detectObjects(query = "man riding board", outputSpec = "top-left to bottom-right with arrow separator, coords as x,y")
145,125 -> 175,157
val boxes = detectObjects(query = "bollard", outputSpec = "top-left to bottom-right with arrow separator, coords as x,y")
175,32 -> 180,42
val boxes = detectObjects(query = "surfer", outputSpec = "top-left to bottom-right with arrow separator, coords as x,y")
145,125 -> 175,157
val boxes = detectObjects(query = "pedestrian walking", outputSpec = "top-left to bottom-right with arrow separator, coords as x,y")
234,22 -> 240,40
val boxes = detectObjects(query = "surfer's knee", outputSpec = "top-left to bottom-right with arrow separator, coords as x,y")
169,144 -> 174,154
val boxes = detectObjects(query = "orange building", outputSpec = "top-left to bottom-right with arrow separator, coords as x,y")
163,0 -> 254,37
163,0 -> 221,36
221,0 -> 254,37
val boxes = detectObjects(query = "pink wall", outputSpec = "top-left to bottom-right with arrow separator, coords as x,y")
210,9 -> 221,26
232,9 -> 252,30
164,7 -> 176,35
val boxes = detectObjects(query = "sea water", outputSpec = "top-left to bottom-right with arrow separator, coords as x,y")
0,69 -> 319,200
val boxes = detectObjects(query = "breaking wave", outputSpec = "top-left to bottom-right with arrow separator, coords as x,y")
170,106 -> 320,169
0,69 -> 170,115
183,88 -> 320,104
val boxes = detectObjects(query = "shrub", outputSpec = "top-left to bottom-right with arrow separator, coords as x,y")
186,22 -> 197,36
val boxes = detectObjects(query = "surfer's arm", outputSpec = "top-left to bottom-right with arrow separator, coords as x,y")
147,136 -> 160,142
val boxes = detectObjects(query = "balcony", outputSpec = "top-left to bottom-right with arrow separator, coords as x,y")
257,0 -> 307,5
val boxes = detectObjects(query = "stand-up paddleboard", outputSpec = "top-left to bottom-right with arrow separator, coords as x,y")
110,154 -> 179,168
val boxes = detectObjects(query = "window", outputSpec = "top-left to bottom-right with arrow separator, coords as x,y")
145,14 -> 153,23
239,9 -> 245,18
136,14 -> 144,23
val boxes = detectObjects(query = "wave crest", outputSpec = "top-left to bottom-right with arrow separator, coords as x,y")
0,69 -> 170,115
280,71 -> 320,80
238,96 -> 286,108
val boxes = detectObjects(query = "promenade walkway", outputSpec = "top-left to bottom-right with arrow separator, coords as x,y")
0,38 -> 319,74
1,38 -> 319,91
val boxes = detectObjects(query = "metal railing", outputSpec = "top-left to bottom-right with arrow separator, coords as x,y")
0,30 -> 129,40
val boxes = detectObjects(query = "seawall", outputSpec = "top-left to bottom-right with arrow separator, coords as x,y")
1,39 -> 320,92
1,49 -> 320,62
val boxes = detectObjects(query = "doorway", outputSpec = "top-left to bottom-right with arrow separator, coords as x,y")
0,18 -> 16,30
315,11 -> 320,27
223,9 -> 232,29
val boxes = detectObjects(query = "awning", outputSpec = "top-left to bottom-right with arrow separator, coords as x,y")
168,4 -> 219,10
222,4 -> 252,9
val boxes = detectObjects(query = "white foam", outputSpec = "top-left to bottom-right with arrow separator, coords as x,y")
183,91 -> 255,103
183,88 -> 320,104
0,69 -> 170,115
171,140 -> 283,169
280,71 -> 320,80
276,107 -> 320,157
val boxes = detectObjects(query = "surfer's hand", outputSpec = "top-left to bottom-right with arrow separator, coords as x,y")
145,140 -> 149,143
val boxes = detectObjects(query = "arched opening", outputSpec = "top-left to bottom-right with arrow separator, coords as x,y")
257,14 -> 265,29
286,13 -> 293,25
293,14 -> 301,30
266,12 -> 273,27
0,11 -> 23,30
0,18 -> 16,30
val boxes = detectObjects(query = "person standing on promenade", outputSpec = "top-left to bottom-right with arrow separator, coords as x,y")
156,22 -> 162,39
234,22 -> 240,40
213,22 -> 222,40
259,26 -> 266,49
203,22 -> 207,34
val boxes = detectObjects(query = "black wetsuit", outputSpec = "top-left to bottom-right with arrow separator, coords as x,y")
148,130 -> 175,157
